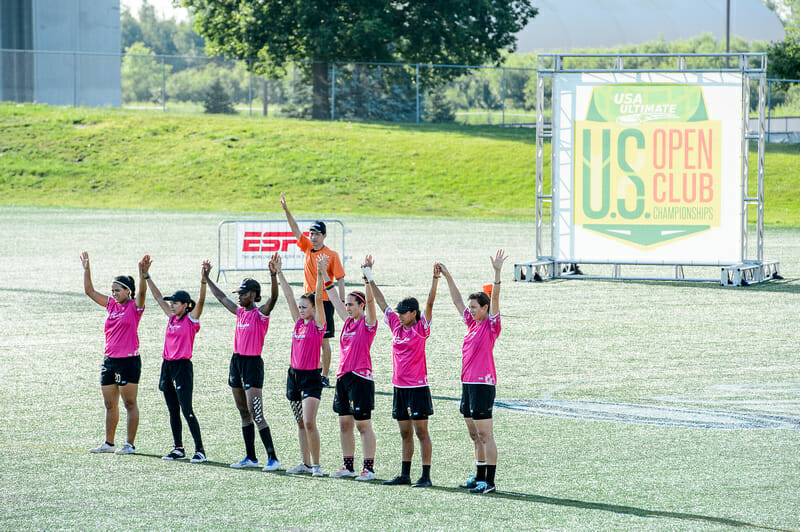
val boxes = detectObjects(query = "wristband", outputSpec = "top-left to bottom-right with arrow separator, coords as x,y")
433,276 -> 440,279
361,266 -> 374,282
493,281 -> 501,285
144,275 -> 151,280
324,281 -> 335,291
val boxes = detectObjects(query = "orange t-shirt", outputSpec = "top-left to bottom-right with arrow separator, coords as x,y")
297,235 -> 345,301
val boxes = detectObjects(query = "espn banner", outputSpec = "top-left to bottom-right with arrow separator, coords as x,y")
235,221 -> 307,270
552,72 -> 744,264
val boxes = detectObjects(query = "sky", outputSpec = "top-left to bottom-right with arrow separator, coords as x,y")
120,0 -> 189,22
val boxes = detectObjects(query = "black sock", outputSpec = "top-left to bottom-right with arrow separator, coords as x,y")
242,423 -> 257,461
363,458 -> 374,473
486,465 -> 496,485
401,461 -> 412,478
106,441 -> 114,447
476,463 -> 487,482
421,464 -> 431,481
258,425 -> 277,461
344,456 -> 354,471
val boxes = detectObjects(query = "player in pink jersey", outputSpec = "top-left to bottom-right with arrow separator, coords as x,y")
437,249 -> 507,495
364,256 -> 440,488
275,253 -> 327,477
81,251 -> 148,455
140,255 -> 209,464
321,255 -> 378,481
204,256 -> 281,472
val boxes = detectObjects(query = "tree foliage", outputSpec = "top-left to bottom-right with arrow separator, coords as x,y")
182,0 -> 538,119
121,1 -> 205,58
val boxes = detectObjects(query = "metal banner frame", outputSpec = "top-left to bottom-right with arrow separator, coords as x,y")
514,53 -> 780,286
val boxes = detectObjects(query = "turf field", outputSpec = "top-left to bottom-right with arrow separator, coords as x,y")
1,206 -> 798,531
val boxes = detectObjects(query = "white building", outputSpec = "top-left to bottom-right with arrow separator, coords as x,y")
1,0 -> 120,107
515,0 -> 785,52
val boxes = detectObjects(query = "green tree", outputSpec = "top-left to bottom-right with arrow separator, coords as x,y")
204,79 -> 236,114
121,42 -> 170,103
182,0 -> 537,119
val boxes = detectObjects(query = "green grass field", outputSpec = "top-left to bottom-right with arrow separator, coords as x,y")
2,103 -> 800,224
1,206 -> 798,531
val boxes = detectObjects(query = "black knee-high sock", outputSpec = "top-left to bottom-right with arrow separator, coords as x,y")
486,464 -> 496,485
476,462 -> 487,481
242,423 -> 257,461
401,461 -> 412,477
259,425 -> 277,461
420,464 -> 431,481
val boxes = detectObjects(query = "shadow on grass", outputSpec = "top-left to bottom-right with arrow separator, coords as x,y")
129,450 -> 790,531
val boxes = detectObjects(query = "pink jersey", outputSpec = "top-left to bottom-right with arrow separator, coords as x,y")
104,297 -> 144,358
461,308 -> 501,385
234,307 -> 270,357
291,318 -> 326,370
384,308 -> 430,388
337,316 -> 377,379
162,314 -> 201,361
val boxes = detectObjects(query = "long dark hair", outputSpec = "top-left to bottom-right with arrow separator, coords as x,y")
113,275 -> 135,299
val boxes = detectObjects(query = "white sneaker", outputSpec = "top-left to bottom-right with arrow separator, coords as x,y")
230,457 -> 259,469
190,451 -> 207,463
355,470 -> 376,481
262,458 -> 281,471
330,467 -> 356,478
115,442 -> 135,455
89,442 -> 115,453
287,463 -> 312,475
162,448 -> 187,460
311,465 -> 324,477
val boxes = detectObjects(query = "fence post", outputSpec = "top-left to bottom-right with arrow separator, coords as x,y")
502,67 -> 506,126
161,56 -> 166,112
331,63 -> 336,120
416,64 -> 420,123
248,58 -> 253,117
73,52 -> 78,107
766,79 -> 771,143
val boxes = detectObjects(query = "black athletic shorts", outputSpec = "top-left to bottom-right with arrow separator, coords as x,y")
228,354 -> 264,389
286,366 -> 323,401
159,359 -> 194,393
392,386 -> 434,421
323,300 -> 335,339
460,383 -> 496,420
332,372 -> 375,420
100,356 -> 142,386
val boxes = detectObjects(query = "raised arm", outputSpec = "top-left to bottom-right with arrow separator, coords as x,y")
136,256 -> 149,309
314,257 -> 326,328
424,263 -> 441,323
275,254 -> 300,322
490,249 -> 507,316
362,255 -> 388,313
280,192 -> 303,240
319,256 -> 347,321
437,262 -> 466,316
140,255 -> 170,317
191,260 -> 210,320
80,251 -> 108,307
204,272 -> 238,315
258,253 -> 280,316
364,273 -> 377,327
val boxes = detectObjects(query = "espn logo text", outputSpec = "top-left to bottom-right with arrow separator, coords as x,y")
242,231 -> 306,253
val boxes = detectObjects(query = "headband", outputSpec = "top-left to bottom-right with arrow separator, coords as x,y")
349,292 -> 366,304
113,278 -> 133,292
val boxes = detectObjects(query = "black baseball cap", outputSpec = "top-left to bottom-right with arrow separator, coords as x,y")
308,220 -> 327,234
234,278 -> 261,295
164,290 -> 192,304
395,297 -> 419,314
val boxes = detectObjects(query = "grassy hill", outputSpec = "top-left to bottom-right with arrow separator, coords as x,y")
1,103 -> 798,224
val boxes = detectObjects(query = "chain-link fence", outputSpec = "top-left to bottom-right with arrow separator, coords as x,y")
2,48 -> 800,136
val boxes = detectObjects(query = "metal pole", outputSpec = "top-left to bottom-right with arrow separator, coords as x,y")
416,64 -> 420,123
757,71 -> 766,263
740,73 -> 750,261
73,52 -> 78,107
726,0 -> 731,68
248,59 -> 253,117
766,79 -> 771,143
535,71 -> 544,259
331,63 -> 336,120
161,56 -> 166,112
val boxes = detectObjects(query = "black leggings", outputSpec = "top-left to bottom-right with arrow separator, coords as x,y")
163,379 -> 203,451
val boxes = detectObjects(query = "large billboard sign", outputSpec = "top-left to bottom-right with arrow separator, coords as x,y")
553,73 -> 743,264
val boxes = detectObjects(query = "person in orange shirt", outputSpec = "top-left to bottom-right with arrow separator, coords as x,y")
281,193 -> 345,388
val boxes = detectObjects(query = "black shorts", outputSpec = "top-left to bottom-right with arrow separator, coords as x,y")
332,372 -> 375,420
228,354 -> 264,389
100,356 -> 141,386
392,386 -> 434,421
286,367 -> 323,401
159,359 -> 194,393
460,383 -> 496,420
323,300 -> 335,339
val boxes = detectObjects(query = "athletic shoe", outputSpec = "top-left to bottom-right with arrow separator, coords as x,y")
459,475 -> 478,489
412,478 -> 433,488
469,481 -> 496,494
230,458 -> 259,469
262,458 -> 281,471
162,448 -> 187,460
190,451 -> 207,463
89,442 -> 115,453
287,463 -> 313,475
355,470 -> 376,481
311,465 -> 325,477
321,375 -> 332,388
115,442 -> 136,455
382,475 -> 411,486
330,467 -> 357,478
